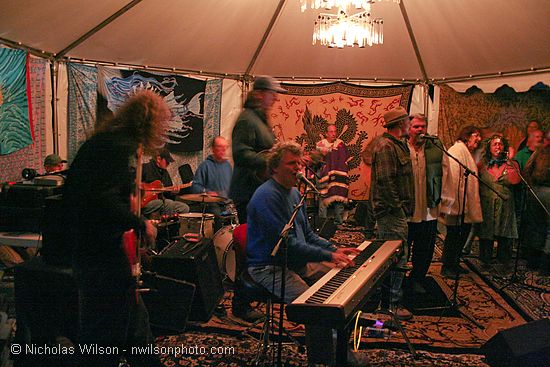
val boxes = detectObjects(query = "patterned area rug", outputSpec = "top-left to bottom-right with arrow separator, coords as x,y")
465,255 -> 550,321
153,226 -> 544,366
158,331 -> 490,367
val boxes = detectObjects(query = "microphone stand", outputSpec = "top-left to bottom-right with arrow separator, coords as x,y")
304,164 -> 321,231
270,188 -> 309,367
500,162 -> 549,291
417,139 -> 502,329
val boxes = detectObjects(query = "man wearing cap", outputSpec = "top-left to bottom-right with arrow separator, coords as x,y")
141,147 -> 190,217
44,154 -> 67,174
370,106 -> 414,320
229,75 -> 284,322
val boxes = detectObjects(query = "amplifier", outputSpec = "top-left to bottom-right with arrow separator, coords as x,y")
152,238 -> 224,322
0,183 -> 62,232
14,257 -> 78,343
141,272 -> 195,332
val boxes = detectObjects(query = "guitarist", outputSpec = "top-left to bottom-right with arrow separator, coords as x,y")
62,90 -> 166,367
141,147 -> 190,218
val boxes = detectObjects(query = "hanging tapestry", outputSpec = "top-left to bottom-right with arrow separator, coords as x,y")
165,78 -> 223,184
271,82 -> 413,201
67,63 -> 98,162
97,67 -> 206,152
439,84 -> 550,151
0,48 -> 32,155
0,57 -> 47,182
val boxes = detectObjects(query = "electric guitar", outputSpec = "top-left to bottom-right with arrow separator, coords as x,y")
141,180 -> 193,207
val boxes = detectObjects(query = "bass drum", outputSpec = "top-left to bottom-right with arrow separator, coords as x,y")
212,226 -> 236,282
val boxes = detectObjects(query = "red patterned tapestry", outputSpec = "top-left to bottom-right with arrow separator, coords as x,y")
271,82 -> 413,201
439,84 -> 550,151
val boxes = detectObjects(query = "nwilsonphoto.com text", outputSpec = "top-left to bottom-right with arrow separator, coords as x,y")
11,343 -> 236,356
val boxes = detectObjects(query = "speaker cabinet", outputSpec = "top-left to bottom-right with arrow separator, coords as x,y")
141,272 -> 195,332
483,319 -> 550,367
41,195 -> 72,266
151,238 -> 224,322
0,183 -> 61,232
14,257 -> 78,343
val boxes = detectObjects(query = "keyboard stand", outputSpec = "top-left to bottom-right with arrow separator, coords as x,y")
386,308 -> 417,358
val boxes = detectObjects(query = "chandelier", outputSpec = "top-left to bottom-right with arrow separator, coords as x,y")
300,0 -> 401,48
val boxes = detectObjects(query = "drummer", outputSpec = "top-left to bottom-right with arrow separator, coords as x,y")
191,136 -> 233,229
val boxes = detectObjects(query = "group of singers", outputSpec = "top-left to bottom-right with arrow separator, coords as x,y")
57,75 -> 548,366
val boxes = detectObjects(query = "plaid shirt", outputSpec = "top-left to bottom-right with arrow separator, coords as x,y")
370,133 -> 414,219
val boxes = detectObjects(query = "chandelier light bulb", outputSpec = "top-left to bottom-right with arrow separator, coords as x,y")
303,0 -> 398,48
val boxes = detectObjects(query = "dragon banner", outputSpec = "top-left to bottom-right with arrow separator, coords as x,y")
271,82 -> 413,201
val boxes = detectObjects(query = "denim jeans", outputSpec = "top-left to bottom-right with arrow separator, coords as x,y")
377,209 -> 408,306
319,200 -> 345,224
248,263 -> 330,303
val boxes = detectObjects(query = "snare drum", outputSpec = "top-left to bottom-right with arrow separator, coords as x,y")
178,213 -> 214,239
213,226 -> 236,282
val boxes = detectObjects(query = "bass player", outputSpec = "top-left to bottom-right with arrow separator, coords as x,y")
62,90 -> 167,367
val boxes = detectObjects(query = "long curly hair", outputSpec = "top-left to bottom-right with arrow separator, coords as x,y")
95,90 -> 171,153
482,135 -> 510,163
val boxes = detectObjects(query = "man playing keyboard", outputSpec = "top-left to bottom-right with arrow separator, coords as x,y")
246,141 -> 359,303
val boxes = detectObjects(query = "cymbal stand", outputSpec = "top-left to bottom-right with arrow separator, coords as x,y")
199,196 -> 207,239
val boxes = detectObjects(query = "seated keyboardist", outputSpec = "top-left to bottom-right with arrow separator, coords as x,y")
246,141 -> 359,303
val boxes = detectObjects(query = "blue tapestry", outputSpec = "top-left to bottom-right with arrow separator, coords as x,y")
67,63 -> 98,162
0,48 -> 32,155
65,65 -> 222,184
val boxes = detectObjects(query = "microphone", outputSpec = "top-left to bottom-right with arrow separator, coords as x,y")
296,172 -> 320,194
419,134 -> 439,140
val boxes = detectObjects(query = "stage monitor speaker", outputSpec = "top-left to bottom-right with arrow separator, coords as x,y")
14,257 -> 78,343
309,215 -> 337,240
41,194 -> 72,266
151,238 -> 224,322
482,319 -> 550,367
141,272 -> 195,332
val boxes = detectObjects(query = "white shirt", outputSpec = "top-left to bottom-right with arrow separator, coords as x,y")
408,141 -> 439,223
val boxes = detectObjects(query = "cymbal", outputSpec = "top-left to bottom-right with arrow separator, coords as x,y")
179,193 -> 227,203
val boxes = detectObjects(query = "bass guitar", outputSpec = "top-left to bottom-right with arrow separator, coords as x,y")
141,180 -> 193,207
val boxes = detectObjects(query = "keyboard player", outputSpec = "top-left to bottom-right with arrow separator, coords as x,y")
246,141 -> 369,366
246,141 -> 359,302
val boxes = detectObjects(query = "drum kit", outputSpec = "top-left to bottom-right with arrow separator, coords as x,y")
166,192 -> 239,282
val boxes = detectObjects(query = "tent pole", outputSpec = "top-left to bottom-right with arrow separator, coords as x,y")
244,0 -> 286,76
399,0 -> 428,83
55,0 -> 144,59
50,60 -> 59,153
423,83 -> 429,117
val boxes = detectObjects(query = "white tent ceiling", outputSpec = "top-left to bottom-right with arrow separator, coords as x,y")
1,0 -> 549,84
